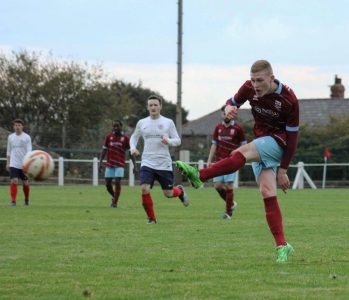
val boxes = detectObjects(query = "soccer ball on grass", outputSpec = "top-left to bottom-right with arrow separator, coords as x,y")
22,150 -> 55,180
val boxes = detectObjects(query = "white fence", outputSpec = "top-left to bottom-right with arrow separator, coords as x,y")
1,157 -> 348,189
46,158 -> 349,189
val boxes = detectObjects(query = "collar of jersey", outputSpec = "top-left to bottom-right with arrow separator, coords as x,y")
222,120 -> 235,126
274,79 -> 282,94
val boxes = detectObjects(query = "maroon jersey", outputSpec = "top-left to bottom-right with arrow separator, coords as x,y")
213,121 -> 247,162
226,79 -> 299,169
103,133 -> 130,168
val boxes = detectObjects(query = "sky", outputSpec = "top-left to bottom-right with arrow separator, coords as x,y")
1,0 -> 349,120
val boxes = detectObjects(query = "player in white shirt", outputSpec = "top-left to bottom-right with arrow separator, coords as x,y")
130,95 -> 189,224
6,119 -> 32,206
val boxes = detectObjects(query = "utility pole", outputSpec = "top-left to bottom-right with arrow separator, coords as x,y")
176,0 -> 183,137
175,0 -> 183,183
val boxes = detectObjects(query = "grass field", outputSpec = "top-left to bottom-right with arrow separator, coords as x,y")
0,185 -> 348,299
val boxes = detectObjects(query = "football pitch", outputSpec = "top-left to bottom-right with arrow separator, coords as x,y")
0,186 -> 348,299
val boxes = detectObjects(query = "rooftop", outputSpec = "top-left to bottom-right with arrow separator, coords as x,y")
182,98 -> 349,136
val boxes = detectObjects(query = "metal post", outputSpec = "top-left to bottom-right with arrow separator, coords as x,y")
322,157 -> 327,188
129,159 -> 135,186
58,157 -> 64,186
292,162 -> 304,189
198,160 -> 204,170
92,157 -> 98,186
298,162 -> 304,189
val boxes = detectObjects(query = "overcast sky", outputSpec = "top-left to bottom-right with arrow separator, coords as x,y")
1,0 -> 349,119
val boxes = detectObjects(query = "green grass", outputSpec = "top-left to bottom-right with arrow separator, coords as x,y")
0,186 -> 348,299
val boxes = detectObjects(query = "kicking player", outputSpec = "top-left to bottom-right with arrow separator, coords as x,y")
130,95 -> 189,224
207,105 -> 247,219
99,120 -> 136,207
6,119 -> 32,206
177,60 -> 298,262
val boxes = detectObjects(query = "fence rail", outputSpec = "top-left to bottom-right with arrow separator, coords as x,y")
1,158 -> 348,189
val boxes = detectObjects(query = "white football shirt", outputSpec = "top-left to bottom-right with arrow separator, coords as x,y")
7,132 -> 32,169
130,116 -> 181,171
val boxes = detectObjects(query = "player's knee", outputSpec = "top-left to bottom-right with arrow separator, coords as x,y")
11,178 -> 18,184
259,184 -> 275,198
215,188 -> 223,194
239,143 -> 258,161
163,190 -> 172,198
141,186 -> 150,195
214,182 -> 224,190
114,181 -> 121,189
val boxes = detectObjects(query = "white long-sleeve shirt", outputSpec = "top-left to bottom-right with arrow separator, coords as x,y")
7,132 -> 32,169
130,116 -> 181,171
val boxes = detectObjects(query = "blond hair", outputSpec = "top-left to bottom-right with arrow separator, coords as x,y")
250,60 -> 273,75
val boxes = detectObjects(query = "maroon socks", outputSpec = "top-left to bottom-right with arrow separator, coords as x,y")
200,151 -> 246,181
263,196 -> 287,246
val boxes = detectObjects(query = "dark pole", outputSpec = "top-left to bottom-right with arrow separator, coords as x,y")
175,0 -> 183,183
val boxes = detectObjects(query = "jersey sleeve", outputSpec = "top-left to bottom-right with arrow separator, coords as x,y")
226,81 -> 252,107
280,131 -> 298,169
102,135 -> 109,149
6,136 -> 11,156
212,125 -> 219,144
168,120 -> 181,147
237,125 -> 247,145
286,96 -> 300,130
280,97 -> 300,169
26,135 -> 32,153
130,121 -> 142,151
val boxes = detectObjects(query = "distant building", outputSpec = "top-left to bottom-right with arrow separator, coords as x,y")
181,76 -> 349,160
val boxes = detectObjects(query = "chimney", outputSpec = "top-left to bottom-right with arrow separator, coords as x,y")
330,75 -> 345,99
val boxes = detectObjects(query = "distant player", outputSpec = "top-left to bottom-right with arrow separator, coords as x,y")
6,119 -> 32,206
176,60 -> 299,262
130,95 -> 189,224
207,105 -> 247,219
99,120 -> 136,208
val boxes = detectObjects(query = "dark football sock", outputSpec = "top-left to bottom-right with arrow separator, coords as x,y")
215,188 -> 226,202
23,184 -> 30,201
114,183 -> 121,204
225,189 -> 233,215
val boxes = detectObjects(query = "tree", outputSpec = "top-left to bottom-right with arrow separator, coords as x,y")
295,115 -> 349,163
39,61 -> 107,149
0,51 -> 43,133
0,50 -> 189,158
